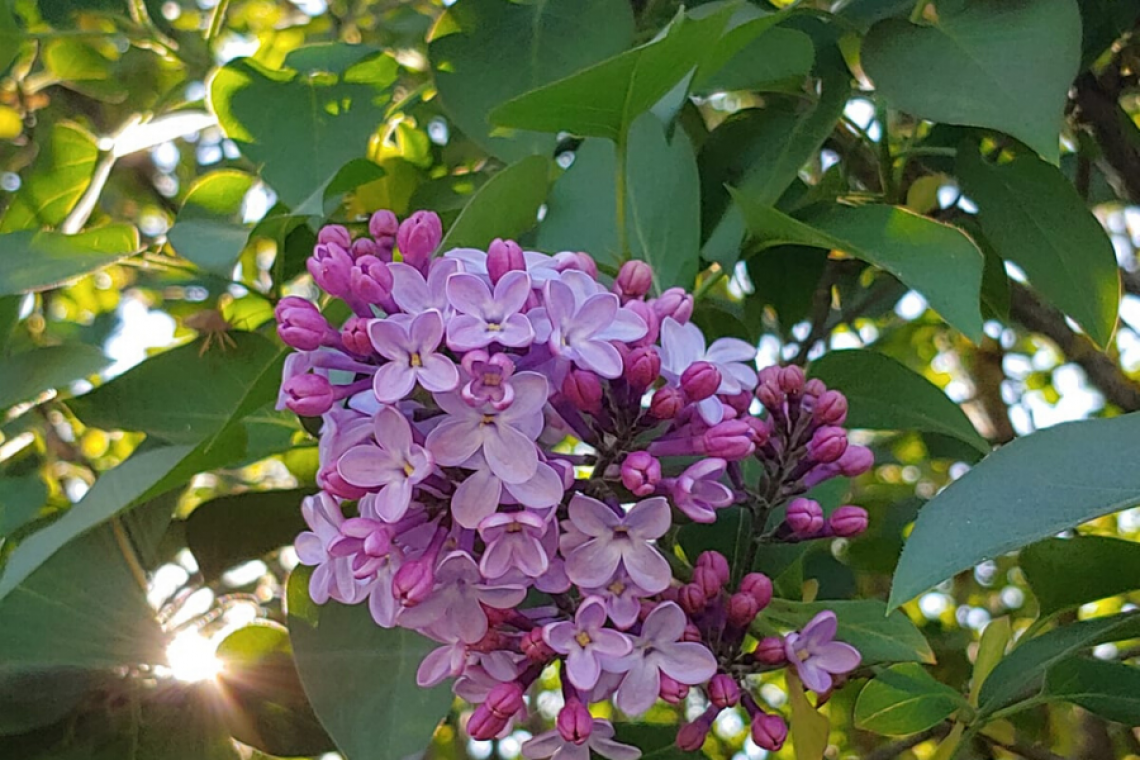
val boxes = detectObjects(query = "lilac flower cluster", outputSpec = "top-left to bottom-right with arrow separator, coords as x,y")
277,209 -> 874,757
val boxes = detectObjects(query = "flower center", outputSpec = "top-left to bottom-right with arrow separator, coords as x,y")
482,414 -> 496,425
507,522 -> 524,533
487,322 -> 502,332
797,649 -> 811,662
612,526 -> 630,539
575,631 -> 592,647
482,372 -> 502,386
608,580 -> 626,595
403,461 -> 416,477
409,352 -> 423,367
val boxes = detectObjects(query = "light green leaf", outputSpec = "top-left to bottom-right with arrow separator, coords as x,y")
855,663 -> 967,735
167,170 -> 256,276
186,489 -> 313,583
862,0 -> 1080,162
731,195 -> 984,340
809,350 -> 989,452
969,616 -> 1011,707
0,4 -> 22,76
490,7 -> 733,141
957,147 -> 1119,347
0,225 -> 140,296
1044,656 -> 1140,724
439,155 -> 550,251
758,598 -> 934,665
1021,535 -> 1140,617
0,122 -> 99,232
0,344 -> 110,409
430,0 -> 635,161
890,413 -> 1140,610
0,473 -> 47,539
788,671 -> 829,760
288,568 -> 453,760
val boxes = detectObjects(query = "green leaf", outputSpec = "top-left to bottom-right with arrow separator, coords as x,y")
808,350 -> 989,453
210,54 -> 396,211
677,506 -> 752,583
536,139 -> 620,265
0,4 -> 21,76
135,683 -> 240,760
731,196 -> 984,340
889,413 -> 1140,610
1020,536 -> 1140,617
167,170 -> 256,277
1044,656 -> 1140,724
787,671 -> 830,760
430,0 -> 635,162
693,15 -> 814,95
287,568 -> 453,760
0,473 -> 47,539
0,122 -> 99,232
490,7 -> 733,141
0,295 -> 20,355
0,344 -> 110,410
283,42 -> 381,76
745,247 -> 829,330
0,669 -> 101,735
969,616 -> 1011,706
978,612 -> 1140,712
862,0 -> 1080,162
854,663 -> 967,735
956,147 -> 1119,347
612,723 -> 702,760
186,489 -> 313,583
758,598 -> 934,665
0,225 -> 140,296
438,155 -> 550,251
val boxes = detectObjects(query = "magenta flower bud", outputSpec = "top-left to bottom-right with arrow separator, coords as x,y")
467,705 -> 507,741
778,365 -> 805,396
317,224 -> 351,248
396,210 -> 442,270
369,209 -> 399,240
814,390 -> 848,425
649,386 -> 685,419
623,345 -> 661,391
487,238 -> 526,284
679,583 -> 708,615
562,369 -> 604,415
786,497 -> 825,537
349,255 -> 394,305
753,636 -> 787,666
726,592 -> 760,628
521,627 -> 555,663
659,673 -> 688,704
350,237 -> 379,260
651,287 -> 694,323
696,551 -> 730,586
724,390 -> 752,416
281,374 -> 336,416
614,260 -> 654,300
392,559 -> 434,607
681,361 -> 721,402
275,297 -> 329,351
341,316 -> 373,356
747,417 -> 771,446
809,426 -> 848,464
837,445 -> 874,477
676,718 -> 712,751
307,242 -> 354,298
829,505 -> 869,537
751,713 -> 788,752
318,466 -> 368,501
624,299 -> 660,346
486,682 -> 525,719
755,382 -> 784,412
708,674 -> 741,709
621,451 -> 661,497
803,377 -> 826,397
557,700 -> 593,744
682,622 -> 703,643
738,573 -> 773,610
692,565 -> 722,598
554,251 -> 598,278
701,420 -> 756,460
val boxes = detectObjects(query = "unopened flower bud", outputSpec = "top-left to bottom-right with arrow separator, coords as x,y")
682,622 -> 703,643
786,498 -> 825,537
562,369 -> 604,415
837,445 -> 874,477
753,636 -> 787,666
486,682 -> 525,719
701,420 -> 756,460
369,209 -> 399,241
696,551 -> 730,586
809,426 -> 848,464
679,583 -> 708,615
652,287 -> 694,323
397,211 -> 442,270
676,717 -> 712,751
829,505 -> 869,537
649,386 -> 685,419
349,255 -> 394,305
319,466 -> 368,501
755,382 -> 784,412
282,374 -> 336,416
615,260 -> 654,300
747,417 -> 771,446
467,705 -> 507,740
803,378 -> 826,398
727,592 -> 760,628
307,242 -> 353,298
487,238 -> 526,283
621,451 -> 661,496
814,390 -> 848,425
708,674 -> 740,709
738,573 -> 773,609
275,297 -> 331,351
557,700 -> 593,744
554,251 -> 598,278
623,346 -> 661,391
682,361 -> 721,402
624,299 -> 660,346
392,559 -> 434,607
341,316 -> 373,356
659,673 -> 688,704
778,365 -> 805,396
724,390 -> 752,416
351,237 -> 380,260
317,224 -> 351,248
521,627 -> 555,663
751,713 -> 788,751
692,566 -> 722,599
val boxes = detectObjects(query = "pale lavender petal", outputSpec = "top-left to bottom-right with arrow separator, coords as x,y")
500,372 -> 550,429
693,480 -> 734,508
295,532 -> 326,565
620,545 -> 671,594
503,462 -> 564,507
797,660 -> 833,694
595,307 -> 647,343
814,641 -> 862,674
528,307 -> 552,343
496,313 -> 535,347
477,584 -> 527,609
450,599 -> 490,644
801,610 -> 838,648
390,262 -> 432,313
410,309 -> 445,351
484,423 -> 539,484
544,621 -> 577,653
522,730 -> 565,760
513,536 -> 549,577
447,272 -> 494,316
614,659 -> 660,716
609,593 -> 642,630
496,270 -> 532,314
657,642 -> 717,684
426,418 -> 484,465
448,314 -> 494,351
578,597 -> 609,630
480,540 -> 515,579
417,644 -> 460,687
721,361 -> 759,392
567,494 -> 621,536
590,733 -> 642,760
368,319 -> 412,360
417,353 -> 459,392
624,497 -> 671,539
590,629 -> 633,658
372,362 -> 416,404
706,336 -> 758,364
544,278 -> 577,327
337,446 -> 402,488
568,294 -> 618,340
696,396 -> 724,425
368,573 -> 399,627
640,601 -> 686,644
309,563 -> 333,604
374,406 -> 412,454
566,540 -> 622,588
373,480 -> 412,522
565,647 -> 601,690
659,318 -> 703,378
573,339 -> 623,378
452,467 -> 502,529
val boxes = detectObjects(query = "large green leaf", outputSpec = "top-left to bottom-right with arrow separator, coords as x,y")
134,684 -> 240,760
186,489 -> 313,583
809,350 -> 989,453
490,7 -> 732,141
0,473 -> 47,540
167,170 -> 256,277
210,52 -> 396,211
693,14 -> 814,95
0,669 -> 101,735
862,0 -> 1080,162
854,663 -> 967,736
287,568 -> 453,760
430,0 -> 635,162
1020,535 -> 1140,617
1044,657 -> 1140,724
978,612 -> 1140,713
757,598 -> 934,665
0,344 -> 110,410
731,195 -> 985,340
890,413 -> 1140,609
438,155 -> 550,251
0,225 -> 140,296
536,139 -> 620,265
957,148 -> 1119,348
0,122 -> 98,232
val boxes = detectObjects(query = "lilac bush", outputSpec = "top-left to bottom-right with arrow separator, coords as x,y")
275,209 -> 874,755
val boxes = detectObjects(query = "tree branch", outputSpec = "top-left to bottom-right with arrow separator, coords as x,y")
1074,70 -> 1140,204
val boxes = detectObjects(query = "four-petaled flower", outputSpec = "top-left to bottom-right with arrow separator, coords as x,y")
337,406 -> 434,522
543,596 -> 632,690
783,610 -> 861,694
669,458 -> 735,523
446,270 -> 535,351
369,309 -> 459,403
478,510 -> 550,579
522,719 -> 641,760
659,317 -> 758,423
399,552 -> 526,644
562,494 -> 672,594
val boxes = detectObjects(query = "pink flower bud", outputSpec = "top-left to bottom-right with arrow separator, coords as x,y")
624,299 -> 660,346
521,628 -> 555,663
701,420 -> 756,460
829,505 -> 869,537
755,383 -> 784,412
724,391 -> 752,416
649,386 -> 685,419
307,242 -> 354,297
562,369 -> 604,415
621,451 -> 661,497
487,238 -> 526,284
809,426 -> 848,464
392,559 -> 434,607
696,551 -> 730,586
803,378 -> 826,398
837,445 -> 874,477
486,682 -> 525,719
623,346 -> 661,391
692,565 -> 723,598
682,361 -> 721,402
559,251 -> 599,278
615,260 -> 653,300
778,365 -> 805,396
318,466 -> 368,501
275,297 -> 330,351
317,224 -> 351,248
652,287 -> 694,323
708,674 -> 740,709
747,417 -> 771,446
753,636 -> 787,666
726,592 -> 759,628
351,237 -> 379,260
659,673 -> 688,704
738,573 -> 773,610
676,718 -> 712,751
396,211 -> 442,270
467,705 -> 507,741
369,209 -> 399,241
349,255 -> 394,305
682,622 -> 703,643
751,713 -> 788,751
679,583 -> 708,615
557,700 -> 593,744
786,498 -> 825,537
341,316 -> 373,356
282,374 -> 336,416
814,390 -> 848,425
